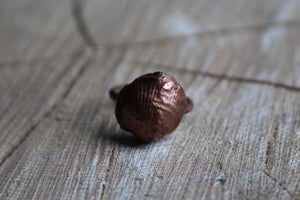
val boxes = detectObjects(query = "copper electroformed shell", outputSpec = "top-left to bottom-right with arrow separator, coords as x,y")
109,72 -> 193,142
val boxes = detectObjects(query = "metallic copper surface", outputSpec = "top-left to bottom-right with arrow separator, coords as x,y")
110,71 -> 193,142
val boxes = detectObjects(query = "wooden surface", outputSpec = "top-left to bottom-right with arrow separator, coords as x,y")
0,0 -> 299,199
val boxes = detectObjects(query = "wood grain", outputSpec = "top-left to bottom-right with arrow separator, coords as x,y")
0,0 -> 299,199
0,0 -> 84,62
84,0 -> 300,45
0,0 -> 90,163
0,50 -> 90,163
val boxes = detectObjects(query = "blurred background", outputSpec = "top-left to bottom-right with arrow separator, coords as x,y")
1,0 -> 300,58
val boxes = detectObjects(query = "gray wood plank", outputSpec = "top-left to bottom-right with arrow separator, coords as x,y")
0,47 -> 299,199
0,0 -> 91,163
0,0 -> 299,199
84,0 -> 300,44
0,50 -> 90,163
0,0 -> 85,62
82,0 -> 300,87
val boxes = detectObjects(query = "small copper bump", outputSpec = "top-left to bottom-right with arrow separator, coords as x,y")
109,85 -> 125,101
109,71 -> 193,142
185,97 -> 194,114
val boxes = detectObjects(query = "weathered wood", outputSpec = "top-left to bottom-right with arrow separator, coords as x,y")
132,26 -> 300,88
0,51 -> 90,163
0,0 -> 300,199
1,46 -> 299,199
0,0 -> 84,61
0,0 -> 89,163
84,0 -> 300,45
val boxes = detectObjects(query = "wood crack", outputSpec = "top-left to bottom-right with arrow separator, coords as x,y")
0,51 -> 94,165
265,122 -> 279,169
263,170 -> 295,199
72,0 -> 98,51
137,61 -> 300,93
100,184 -> 106,199
101,145 -> 116,199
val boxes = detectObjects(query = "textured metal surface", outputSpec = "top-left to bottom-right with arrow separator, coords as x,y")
114,72 -> 192,142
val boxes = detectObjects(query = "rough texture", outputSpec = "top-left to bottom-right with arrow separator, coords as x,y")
115,72 -> 189,142
0,0 -> 300,199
